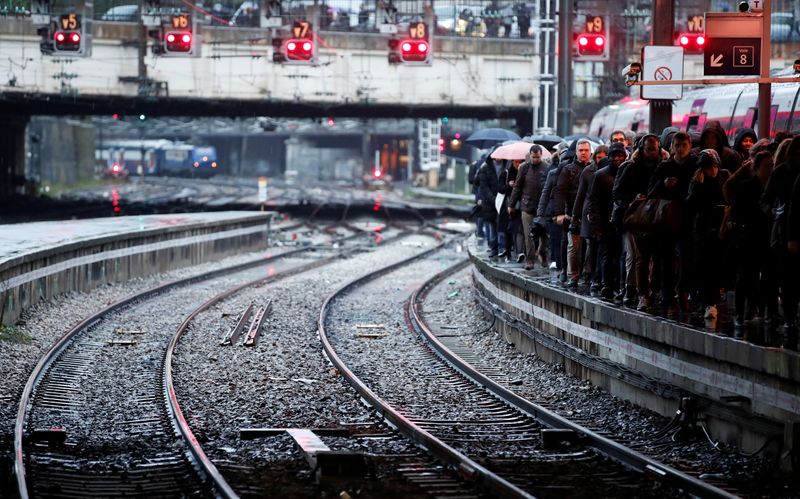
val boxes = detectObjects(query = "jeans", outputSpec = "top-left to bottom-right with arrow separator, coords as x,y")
483,221 -> 498,254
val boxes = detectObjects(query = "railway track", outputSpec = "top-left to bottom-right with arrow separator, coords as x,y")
13,223 -> 375,498
318,241 -> 740,498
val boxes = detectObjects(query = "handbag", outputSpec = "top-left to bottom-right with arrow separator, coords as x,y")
623,198 -> 682,234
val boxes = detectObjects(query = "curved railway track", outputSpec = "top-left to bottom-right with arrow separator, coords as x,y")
317,241 -> 740,498
13,223 -> 374,498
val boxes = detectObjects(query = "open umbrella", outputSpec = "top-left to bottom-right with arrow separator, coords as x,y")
490,141 -> 552,161
524,133 -> 563,150
465,128 -> 521,149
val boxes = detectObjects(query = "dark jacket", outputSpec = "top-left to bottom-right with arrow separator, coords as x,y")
730,175 -> 770,250
585,161 -> 620,238
498,163 -> 518,215
475,160 -> 499,217
760,161 -> 800,249
553,159 -> 590,218
789,175 -> 800,244
612,151 -> 660,211
468,159 -> 481,195
648,153 -> 697,200
537,164 -> 560,219
509,160 -> 546,214
572,161 -> 599,237
686,170 -> 729,241
691,121 -> 742,173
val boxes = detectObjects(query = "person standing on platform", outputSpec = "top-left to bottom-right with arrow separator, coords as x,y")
586,142 -> 627,301
556,139 -> 592,289
474,155 -> 499,256
509,145 -> 548,270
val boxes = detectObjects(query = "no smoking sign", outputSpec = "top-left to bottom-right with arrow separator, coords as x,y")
654,66 -> 672,80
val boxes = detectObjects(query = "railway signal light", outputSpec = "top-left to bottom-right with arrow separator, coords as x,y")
286,38 -> 315,62
401,39 -> 429,63
165,31 -> 192,52
160,14 -> 198,57
574,15 -> 607,61
576,33 -> 605,56
52,13 -> 88,55
677,33 -> 705,54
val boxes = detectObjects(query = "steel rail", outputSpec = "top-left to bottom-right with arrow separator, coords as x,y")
316,240 -> 534,499
13,227 -> 372,499
166,252 -> 350,498
408,260 -> 740,499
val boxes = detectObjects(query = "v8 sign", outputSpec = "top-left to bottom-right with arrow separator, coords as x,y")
703,37 -> 760,75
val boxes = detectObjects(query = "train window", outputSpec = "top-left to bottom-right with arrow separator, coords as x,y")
631,121 -> 640,133
744,107 -> 757,129
687,115 -> 700,132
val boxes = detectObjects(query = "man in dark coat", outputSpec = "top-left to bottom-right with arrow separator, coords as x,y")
474,156 -> 499,256
509,145 -> 548,270
586,142 -> 627,300
762,136 -> 800,348
613,134 -> 662,309
556,139 -> 592,288
730,151 -> 774,337
468,156 -> 485,238
571,145 -> 607,291
538,146 -> 575,274
648,132 -> 696,316
692,120 -> 742,173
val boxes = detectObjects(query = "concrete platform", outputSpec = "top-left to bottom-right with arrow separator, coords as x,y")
0,211 -> 277,325
467,237 -> 799,462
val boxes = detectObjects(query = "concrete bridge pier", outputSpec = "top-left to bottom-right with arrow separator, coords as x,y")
0,114 -> 29,201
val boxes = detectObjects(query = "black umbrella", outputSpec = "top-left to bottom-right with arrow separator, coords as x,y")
465,128 -> 521,149
524,133 -> 563,149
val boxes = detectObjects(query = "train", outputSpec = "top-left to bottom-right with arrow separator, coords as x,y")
588,68 -> 800,142
97,140 -> 219,178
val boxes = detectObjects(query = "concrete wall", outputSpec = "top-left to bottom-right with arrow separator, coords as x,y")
27,116 -> 96,186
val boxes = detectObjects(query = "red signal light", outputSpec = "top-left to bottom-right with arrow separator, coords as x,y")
164,31 -> 192,53
400,39 -> 429,63
676,33 -> 705,54
112,164 -> 121,173
373,169 -> 382,178
576,33 -> 606,56
286,38 -> 314,61
54,31 -> 81,51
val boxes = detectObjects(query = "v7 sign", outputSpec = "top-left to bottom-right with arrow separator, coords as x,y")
704,37 -> 761,76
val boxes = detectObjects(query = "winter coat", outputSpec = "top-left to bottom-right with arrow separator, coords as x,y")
789,175 -> 800,244
553,159 -> 589,218
648,154 -> 697,201
730,176 -> 770,251
760,162 -> 800,250
612,153 -> 660,211
475,161 -> 499,217
585,161 -> 620,238
537,165 -> 560,219
498,164 -> 519,218
468,160 -> 481,195
571,161 -> 599,238
509,160 -> 546,215
691,121 -> 742,173
686,170 -> 729,242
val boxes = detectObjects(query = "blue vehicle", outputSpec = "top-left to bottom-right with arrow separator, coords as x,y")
98,140 -> 218,177
156,144 -> 219,177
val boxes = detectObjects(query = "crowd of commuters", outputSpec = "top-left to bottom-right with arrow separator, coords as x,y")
469,124 -> 800,350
